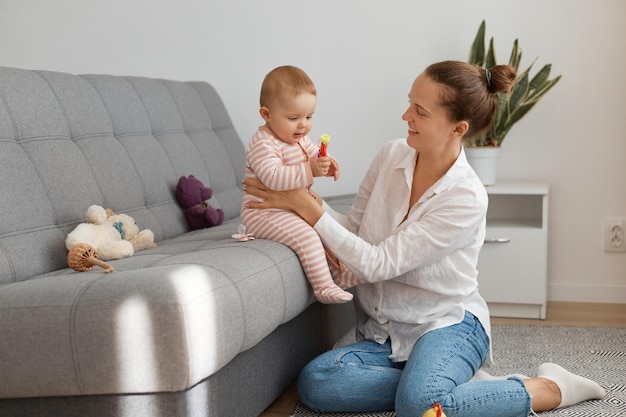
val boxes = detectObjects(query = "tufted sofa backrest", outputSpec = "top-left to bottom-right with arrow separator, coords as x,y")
0,67 -> 245,283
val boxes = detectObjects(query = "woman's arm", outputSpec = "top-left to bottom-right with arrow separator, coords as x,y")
243,178 -> 325,226
315,196 -> 486,284
243,178 -> 485,284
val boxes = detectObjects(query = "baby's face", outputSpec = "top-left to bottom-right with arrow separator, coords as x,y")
264,92 -> 316,144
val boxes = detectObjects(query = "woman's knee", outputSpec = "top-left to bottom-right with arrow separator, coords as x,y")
297,341 -> 400,412
296,355 -> 341,411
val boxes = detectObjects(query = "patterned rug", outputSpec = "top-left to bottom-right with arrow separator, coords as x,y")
292,325 -> 626,417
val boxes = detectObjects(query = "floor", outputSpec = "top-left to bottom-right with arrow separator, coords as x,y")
258,301 -> 626,417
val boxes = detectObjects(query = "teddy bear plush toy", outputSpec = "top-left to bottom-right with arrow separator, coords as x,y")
65,205 -> 157,261
175,175 -> 224,230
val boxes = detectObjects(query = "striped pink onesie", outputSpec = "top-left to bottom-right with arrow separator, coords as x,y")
241,127 -> 353,304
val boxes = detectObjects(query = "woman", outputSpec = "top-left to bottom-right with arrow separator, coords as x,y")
244,61 -> 605,417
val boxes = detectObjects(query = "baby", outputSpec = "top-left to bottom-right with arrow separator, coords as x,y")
241,65 -> 354,304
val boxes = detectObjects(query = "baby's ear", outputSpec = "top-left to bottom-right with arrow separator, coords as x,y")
259,106 -> 271,122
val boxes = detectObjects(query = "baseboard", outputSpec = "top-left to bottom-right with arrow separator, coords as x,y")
548,282 -> 626,303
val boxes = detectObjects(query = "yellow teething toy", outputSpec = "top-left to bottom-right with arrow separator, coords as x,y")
318,133 -> 330,156
422,403 -> 447,417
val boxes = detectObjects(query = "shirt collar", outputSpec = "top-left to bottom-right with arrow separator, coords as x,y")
394,142 -> 418,191
433,146 -> 472,194
396,143 -> 473,200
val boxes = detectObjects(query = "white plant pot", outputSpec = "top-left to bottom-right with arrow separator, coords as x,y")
465,147 -> 501,186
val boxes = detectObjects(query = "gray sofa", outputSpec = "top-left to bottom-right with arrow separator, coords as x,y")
0,66 -> 355,417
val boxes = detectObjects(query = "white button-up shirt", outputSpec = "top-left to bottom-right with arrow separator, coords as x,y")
316,138 -> 491,362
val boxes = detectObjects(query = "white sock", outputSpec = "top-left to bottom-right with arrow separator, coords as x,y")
537,362 -> 606,408
471,368 -> 529,381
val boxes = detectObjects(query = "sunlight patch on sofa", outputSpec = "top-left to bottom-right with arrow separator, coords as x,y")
115,297 -> 158,392
169,265 -> 219,392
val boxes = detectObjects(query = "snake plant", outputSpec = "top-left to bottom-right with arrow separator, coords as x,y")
466,20 -> 562,147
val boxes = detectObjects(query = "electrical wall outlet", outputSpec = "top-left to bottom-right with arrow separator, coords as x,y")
604,218 -> 625,252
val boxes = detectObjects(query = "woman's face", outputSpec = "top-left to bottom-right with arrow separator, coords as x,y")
402,73 -> 458,153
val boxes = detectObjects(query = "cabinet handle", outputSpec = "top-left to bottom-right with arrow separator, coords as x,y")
484,238 -> 511,244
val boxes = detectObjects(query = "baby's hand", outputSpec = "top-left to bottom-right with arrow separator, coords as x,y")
328,157 -> 340,181
310,153 -> 331,177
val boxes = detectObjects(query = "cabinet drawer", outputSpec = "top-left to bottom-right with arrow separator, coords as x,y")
477,227 -> 547,305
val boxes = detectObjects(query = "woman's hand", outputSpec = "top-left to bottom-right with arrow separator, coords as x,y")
243,177 -> 325,226
243,177 -> 303,210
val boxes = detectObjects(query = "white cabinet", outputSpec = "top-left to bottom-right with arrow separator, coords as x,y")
477,182 -> 549,319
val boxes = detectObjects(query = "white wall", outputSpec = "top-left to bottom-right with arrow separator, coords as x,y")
1,0 -> 624,303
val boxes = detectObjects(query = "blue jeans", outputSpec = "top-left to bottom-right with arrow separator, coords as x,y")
297,312 -> 532,417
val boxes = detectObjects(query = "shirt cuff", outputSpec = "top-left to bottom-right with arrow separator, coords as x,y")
314,212 -> 351,251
